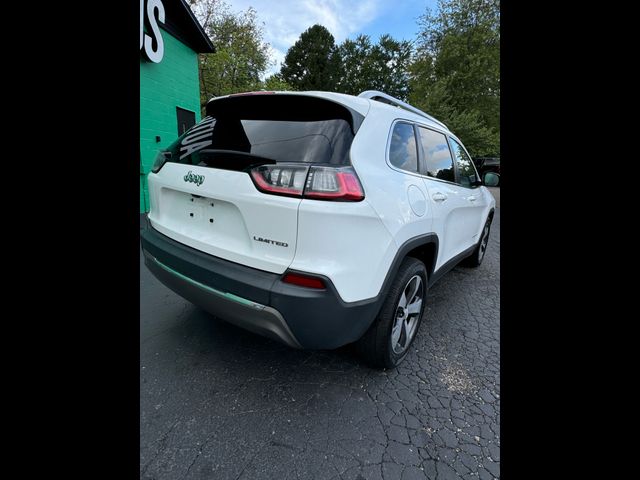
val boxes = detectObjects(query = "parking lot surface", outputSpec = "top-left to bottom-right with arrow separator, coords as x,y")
487,187 -> 500,208
140,209 -> 500,480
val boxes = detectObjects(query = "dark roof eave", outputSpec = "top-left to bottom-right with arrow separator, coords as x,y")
178,0 -> 214,53
159,0 -> 215,54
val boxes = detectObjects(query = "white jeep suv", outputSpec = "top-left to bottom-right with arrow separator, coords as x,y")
141,90 -> 496,368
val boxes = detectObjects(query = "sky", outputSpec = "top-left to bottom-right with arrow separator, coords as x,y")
224,0 -> 438,77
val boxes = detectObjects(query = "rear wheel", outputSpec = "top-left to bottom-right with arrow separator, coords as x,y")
356,257 -> 427,368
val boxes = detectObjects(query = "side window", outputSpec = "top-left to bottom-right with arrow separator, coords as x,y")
417,127 -> 455,182
389,122 -> 418,173
449,137 -> 479,188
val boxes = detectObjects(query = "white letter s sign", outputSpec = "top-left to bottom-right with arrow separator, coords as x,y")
144,0 -> 165,63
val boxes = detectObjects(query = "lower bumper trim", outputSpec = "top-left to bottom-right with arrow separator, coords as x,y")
144,251 -> 303,349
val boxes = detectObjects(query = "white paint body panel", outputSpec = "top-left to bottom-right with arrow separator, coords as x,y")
422,179 -> 492,271
289,199 -> 395,303
148,162 -> 301,274
350,101 -> 495,278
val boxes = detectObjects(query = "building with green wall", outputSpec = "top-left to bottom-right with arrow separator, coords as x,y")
140,0 -> 214,213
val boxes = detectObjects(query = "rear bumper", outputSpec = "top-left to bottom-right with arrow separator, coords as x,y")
144,251 -> 303,348
140,218 -> 381,349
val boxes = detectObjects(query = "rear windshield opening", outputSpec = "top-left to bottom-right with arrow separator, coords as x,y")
163,95 -> 362,171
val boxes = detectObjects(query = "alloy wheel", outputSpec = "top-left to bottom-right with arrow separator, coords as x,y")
391,275 -> 424,354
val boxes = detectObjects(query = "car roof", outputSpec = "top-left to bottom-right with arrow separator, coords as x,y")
303,91 -> 451,133
207,91 -> 451,134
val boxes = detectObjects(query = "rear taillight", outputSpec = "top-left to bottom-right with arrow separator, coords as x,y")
249,164 -> 364,201
304,166 -> 364,201
249,164 -> 309,197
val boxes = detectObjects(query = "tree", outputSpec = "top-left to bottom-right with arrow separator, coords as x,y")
280,25 -> 341,91
409,0 -> 500,156
336,35 -> 373,95
262,73 -> 294,91
191,1 -> 272,110
336,34 -> 412,100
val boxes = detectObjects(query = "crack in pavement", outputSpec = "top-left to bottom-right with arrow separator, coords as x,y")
140,210 -> 501,479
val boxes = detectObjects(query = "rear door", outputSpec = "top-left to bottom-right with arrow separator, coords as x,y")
416,125 -> 471,270
147,94 -> 360,274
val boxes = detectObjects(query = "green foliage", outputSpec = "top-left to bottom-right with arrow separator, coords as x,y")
262,74 -> 295,91
336,34 -> 412,100
409,0 -> 500,156
191,1 -> 272,110
280,25 -> 341,91
188,0 -> 499,156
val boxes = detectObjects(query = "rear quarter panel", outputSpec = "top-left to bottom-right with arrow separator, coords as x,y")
348,108 -> 437,284
289,198 -> 396,303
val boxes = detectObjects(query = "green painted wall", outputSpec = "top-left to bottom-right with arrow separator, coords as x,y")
140,30 -> 202,213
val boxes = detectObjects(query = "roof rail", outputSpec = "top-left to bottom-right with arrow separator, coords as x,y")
358,90 -> 448,130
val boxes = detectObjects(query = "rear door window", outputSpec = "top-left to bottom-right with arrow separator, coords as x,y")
417,126 -> 455,182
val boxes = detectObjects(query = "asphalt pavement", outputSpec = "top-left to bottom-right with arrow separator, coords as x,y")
140,208 -> 500,480
487,187 -> 500,208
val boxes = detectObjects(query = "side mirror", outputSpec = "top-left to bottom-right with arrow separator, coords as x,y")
483,172 -> 500,187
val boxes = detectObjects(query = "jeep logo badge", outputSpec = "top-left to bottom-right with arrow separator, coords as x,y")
184,171 -> 205,186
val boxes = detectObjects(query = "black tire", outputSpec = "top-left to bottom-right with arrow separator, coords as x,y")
463,217 -> 492,268
356,257 -> 427,369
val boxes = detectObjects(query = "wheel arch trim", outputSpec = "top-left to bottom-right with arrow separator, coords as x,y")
376,233 -> 439,301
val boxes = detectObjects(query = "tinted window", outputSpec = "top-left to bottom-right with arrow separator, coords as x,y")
389,123 -> 418,172
240,119 -> 350,163
417,127 -> 455,182
449,138 -> 479,188
162,95 -> 359,170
